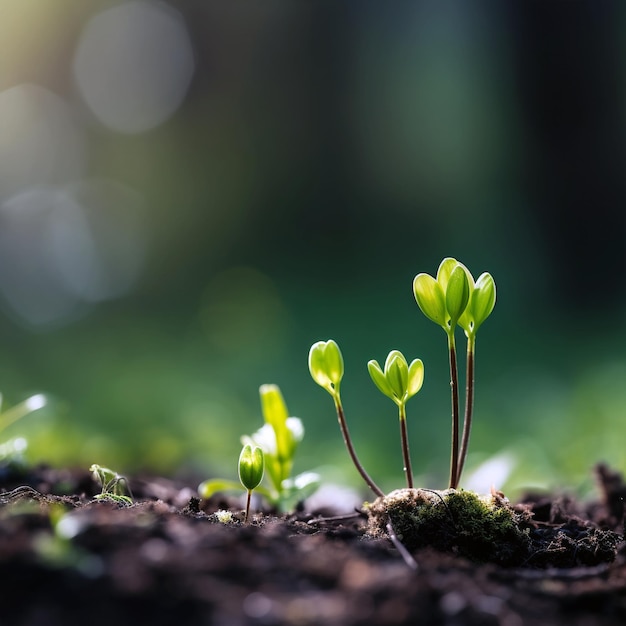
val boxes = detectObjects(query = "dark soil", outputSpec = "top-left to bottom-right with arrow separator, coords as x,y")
1,462 -> 626,626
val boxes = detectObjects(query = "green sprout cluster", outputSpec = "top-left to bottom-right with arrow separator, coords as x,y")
199,384 -> 320,517
90,464 -> 133,505
310,257 -> 496,495
413,258 -> 496,488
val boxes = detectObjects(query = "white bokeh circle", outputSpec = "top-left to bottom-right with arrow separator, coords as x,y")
73,1 -> 195,134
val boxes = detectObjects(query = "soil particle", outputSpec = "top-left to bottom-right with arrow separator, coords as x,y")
1,463 -> 625,625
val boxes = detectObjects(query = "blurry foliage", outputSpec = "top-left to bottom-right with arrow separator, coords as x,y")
0,1 -> 625,498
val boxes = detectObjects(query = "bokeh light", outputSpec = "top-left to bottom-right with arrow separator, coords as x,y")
0,180 -> 145,327
73,1 -> 195,134
0,84 -> 85,200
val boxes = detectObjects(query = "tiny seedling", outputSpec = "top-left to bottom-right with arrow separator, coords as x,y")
309,340 -> 384,497
238,444 -> 264,522
199,384 -> 320,513
90,464 -> 133,505
413,258 -> 496,488
367,351 -> 424,489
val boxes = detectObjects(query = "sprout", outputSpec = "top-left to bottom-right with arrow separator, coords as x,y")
198,384 -> 320,514
367,351 -> 424,408
413,258 -> 495,488
308,340 -> 344,397
90,464 -> 133,505
238,444 -> 264,523
254,384 -> 301,494
368,351 -> 424,488
309,340 -> 384,497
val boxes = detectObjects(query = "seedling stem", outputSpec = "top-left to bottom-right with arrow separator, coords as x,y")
447,332 -> 461,489
457,334 -> 476,484
398,404 -> 413,489
333,395 -> 384,498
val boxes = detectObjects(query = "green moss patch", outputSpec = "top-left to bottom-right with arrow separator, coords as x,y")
367,488 -> 531,566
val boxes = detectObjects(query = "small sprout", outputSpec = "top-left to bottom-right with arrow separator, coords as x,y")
199,384 -> 320,514
309,340 -> 384,497
252,384 -> 302,498
308,339 -> 344,397
90,464 -> 133,506
413,258 -> 496,488
238,444 -> 264,523
414,258 -> 471,489
368,351 -> 424,488
367,351 -> 424,408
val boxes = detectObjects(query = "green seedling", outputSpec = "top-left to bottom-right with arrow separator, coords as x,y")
199,384 -> 320,512
90,464 -> 133,505
238,444 -> 264,523
413,258 -> 495,488
309,340 -> 384,497
368,351 -> 424,489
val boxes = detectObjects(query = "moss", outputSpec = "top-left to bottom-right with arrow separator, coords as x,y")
366,488 -> 530,566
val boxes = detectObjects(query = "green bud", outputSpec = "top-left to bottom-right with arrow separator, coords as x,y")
238,444 -> 264,491
385,351 -> 409,401
368,350 -> 424,407
308,340 -> 344,395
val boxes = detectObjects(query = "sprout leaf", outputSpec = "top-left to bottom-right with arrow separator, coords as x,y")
413,273 -> 447,327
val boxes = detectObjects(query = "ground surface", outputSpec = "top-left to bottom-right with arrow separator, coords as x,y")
1,463 -> 625,626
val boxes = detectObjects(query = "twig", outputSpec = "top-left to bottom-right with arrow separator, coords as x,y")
307,510 -> 365,525
386,518 -> 418,571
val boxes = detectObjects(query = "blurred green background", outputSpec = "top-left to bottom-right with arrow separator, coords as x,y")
1,1 -> 625,498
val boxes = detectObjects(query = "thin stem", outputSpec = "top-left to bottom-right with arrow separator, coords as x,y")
456,334 -> 475,487
447,331 -> 460,489
398,404 -> 413,489
386,519 -> 418,570
334,395 -> 384,497
244,489 -> 252,523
